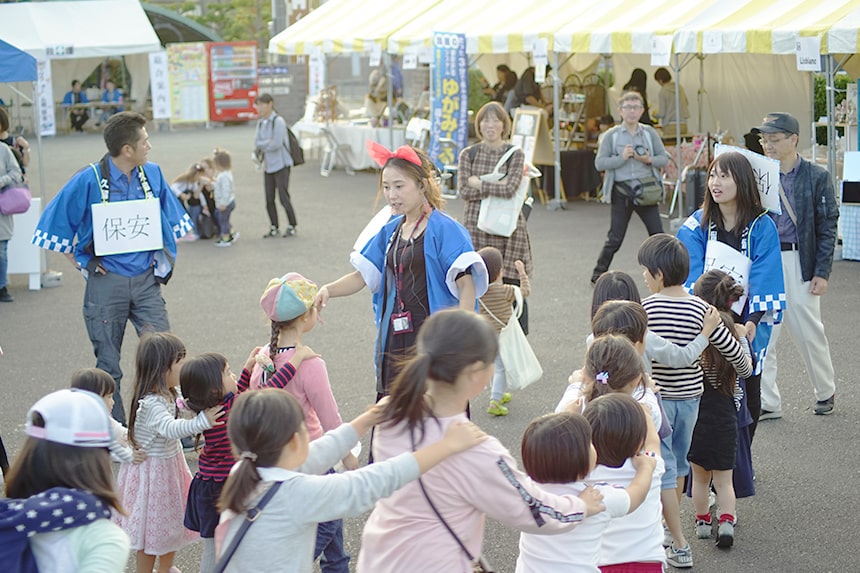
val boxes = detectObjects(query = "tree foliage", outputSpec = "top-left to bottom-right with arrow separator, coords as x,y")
166,0 -> 271,49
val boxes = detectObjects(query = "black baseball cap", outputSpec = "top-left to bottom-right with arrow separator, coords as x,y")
753,112 -> 799,135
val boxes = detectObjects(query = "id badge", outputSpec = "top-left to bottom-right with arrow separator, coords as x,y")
391,311 -> 413,334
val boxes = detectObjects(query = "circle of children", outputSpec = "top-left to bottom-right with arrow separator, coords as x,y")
2,144 -> 773,573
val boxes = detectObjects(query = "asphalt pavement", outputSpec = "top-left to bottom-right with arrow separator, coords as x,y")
1,124 -> 857,572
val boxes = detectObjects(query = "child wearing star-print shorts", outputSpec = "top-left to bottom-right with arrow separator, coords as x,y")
2,389 -> 130,570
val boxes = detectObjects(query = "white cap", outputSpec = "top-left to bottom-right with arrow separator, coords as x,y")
25,389 -> 112,447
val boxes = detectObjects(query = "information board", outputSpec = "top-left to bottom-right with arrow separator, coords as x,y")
167,43 -> 209,123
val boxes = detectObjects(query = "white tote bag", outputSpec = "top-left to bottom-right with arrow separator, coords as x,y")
477,146 -> 538,238
480,287 -> 543,390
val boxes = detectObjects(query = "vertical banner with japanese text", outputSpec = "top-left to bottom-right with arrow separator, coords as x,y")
149,52 -> 170,119
429,32 -> 468,169
37,60 -> 56,136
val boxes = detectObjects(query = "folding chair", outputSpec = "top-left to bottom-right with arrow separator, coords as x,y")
319,125 -> 355,177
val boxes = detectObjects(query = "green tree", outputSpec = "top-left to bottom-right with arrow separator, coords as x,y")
166,0 -> 271,52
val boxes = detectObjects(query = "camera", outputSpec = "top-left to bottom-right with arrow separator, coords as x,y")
634,144 -> 648,156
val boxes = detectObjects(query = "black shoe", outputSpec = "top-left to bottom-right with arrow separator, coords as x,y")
813,395 -> 834,415
0,287 -> 12,302
263,226 -> 279,238
283,225 -> 296,237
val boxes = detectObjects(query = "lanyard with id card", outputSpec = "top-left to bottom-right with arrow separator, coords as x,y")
391,213 -> 425,335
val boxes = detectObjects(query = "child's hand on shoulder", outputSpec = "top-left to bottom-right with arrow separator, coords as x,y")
244,346 -> 264,372
578,485 -> 605,516
350,397 -> 390,437
568,369 -> 584,386
291,345 -> 321,368
514,260 -> 526,275
341,452 -> 359,471
564,397 -> 584,414
203,404 -> 225,427
632,450 -> 658,473
702,306 -> 721,336
441,421 -> 486,454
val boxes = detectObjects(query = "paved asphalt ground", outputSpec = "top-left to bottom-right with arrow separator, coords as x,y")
1,124 -> 857,572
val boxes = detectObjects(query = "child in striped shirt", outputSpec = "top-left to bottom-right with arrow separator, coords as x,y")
180,346 -> 317,573
637,234 -> 748,569
477,247 -> 530,416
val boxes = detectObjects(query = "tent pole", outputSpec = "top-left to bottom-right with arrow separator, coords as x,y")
825,55 -> 836,190
549,50 -> 563,210
33,79 -> 46,204
385,52 -> 394,148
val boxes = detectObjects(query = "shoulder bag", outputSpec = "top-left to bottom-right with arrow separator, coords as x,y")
410,431 -> 495,573
0,184 -> 31,215
214,481 -> 283,573
479,286 -> 542,390
476,145 -> 538,237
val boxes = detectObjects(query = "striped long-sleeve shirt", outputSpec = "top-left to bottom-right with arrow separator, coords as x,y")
642,293 -> 748,400
197,362 -> 298,481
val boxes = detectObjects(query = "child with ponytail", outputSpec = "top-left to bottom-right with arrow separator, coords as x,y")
357,309 -> 606,573
179,346 -> 316,573
248,272 -> 358,572
688,270 -> 753,548
214,388 -> 486,572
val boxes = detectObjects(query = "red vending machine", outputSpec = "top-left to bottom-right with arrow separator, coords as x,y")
207,41 -> 258,121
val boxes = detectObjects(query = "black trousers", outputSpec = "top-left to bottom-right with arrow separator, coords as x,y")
70,109 -> 89,131
593,185 -> 664,278
746,374 -> 762,443
264,166 -> 296,228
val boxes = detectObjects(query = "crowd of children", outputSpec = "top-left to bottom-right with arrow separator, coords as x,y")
3,153 -> 763,571
171,149 -> 237,247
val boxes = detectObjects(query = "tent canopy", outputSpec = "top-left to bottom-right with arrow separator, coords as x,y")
0,0 -> 161,60
386,0 -> 593,55
673,0 -> 860,55
0,40 -> 37,84
269,0 -> 441,55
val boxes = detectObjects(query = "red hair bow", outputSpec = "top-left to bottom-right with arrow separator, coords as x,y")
366,140 -> 422,168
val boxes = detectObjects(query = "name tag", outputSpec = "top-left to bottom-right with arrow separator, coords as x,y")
91,199 -> 163,256
704,240 -> 752,315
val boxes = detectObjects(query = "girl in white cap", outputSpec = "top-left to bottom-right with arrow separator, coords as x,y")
3,388 -> 130,571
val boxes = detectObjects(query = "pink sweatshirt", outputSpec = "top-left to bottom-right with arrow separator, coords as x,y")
249,347 -> 342,441
356,413 -> 589,573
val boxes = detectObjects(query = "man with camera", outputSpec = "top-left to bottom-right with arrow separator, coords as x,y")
591,91 -> 670,284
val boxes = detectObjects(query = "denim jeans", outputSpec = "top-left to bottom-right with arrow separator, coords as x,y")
216,201 -> 235,237
0,239 -> 7,289
313,469 -> 350,573
186,204 -> 202,235
659,397 -> 700,489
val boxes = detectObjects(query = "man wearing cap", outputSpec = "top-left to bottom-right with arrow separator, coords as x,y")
31,112 -> 192,425
755,112 -> 839,418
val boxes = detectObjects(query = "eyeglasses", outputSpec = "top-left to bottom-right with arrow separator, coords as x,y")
759,136 -> 788,146
620,105 -> 643,111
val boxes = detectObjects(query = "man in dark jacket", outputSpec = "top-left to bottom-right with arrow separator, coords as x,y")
756,113 -> 839,418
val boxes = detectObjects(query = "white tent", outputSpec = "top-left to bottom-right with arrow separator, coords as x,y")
0,0 -> 161,111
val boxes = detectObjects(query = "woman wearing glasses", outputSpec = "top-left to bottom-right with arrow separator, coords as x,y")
591,91 -> 670,284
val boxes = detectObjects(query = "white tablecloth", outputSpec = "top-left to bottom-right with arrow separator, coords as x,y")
293,121 -> 406,171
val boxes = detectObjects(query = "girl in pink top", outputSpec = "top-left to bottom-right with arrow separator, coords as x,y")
248,272 -> 356,572
357,309 -> 606,573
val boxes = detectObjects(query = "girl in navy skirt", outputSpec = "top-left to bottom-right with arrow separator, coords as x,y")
180,346 -> 317,572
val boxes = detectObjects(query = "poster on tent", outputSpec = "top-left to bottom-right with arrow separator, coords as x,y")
429,32 -> 468,170
714,144 -> 781,214
37,60 -> 56,137
308,48 -> 325,98
167,43 -> 209,124
149,52 -> 170,120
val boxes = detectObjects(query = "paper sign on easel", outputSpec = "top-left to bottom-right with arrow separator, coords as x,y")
651,35 -> 673,66
795,35 -> 821,72
533,38 -> 548,83
91,199 -> 163,256
403,48 -> 418,70
714,144 -> 782,214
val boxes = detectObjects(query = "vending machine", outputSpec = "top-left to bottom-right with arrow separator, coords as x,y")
207,41 -> 258,121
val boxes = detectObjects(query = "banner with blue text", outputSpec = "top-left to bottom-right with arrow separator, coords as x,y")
430,32 -> 468,169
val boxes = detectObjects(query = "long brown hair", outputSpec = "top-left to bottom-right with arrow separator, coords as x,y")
128,332 -> 187,448
700,152 -> 765,235
381,309 -> 497,441
694,269 -> 746,396
172,162 -> 205,185
5,414 -> 124,514
218,389 -> 305,514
